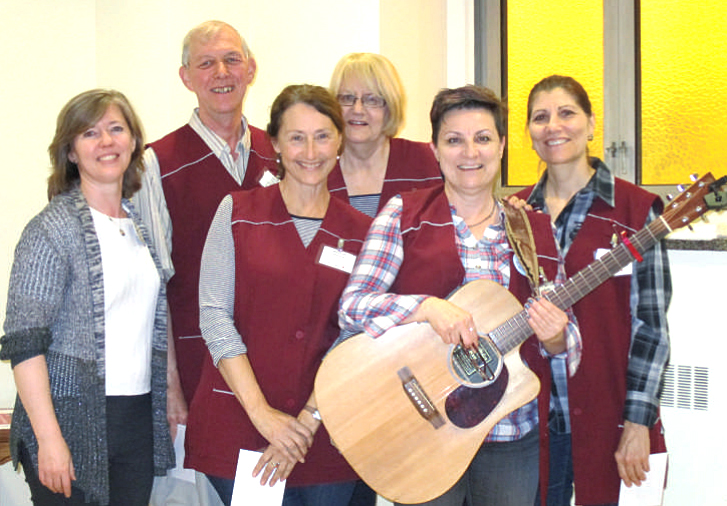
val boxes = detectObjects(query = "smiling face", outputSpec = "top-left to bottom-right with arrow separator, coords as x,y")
179,26 -> 256,124
528,87 -> 595,168
272,102 -> 342,190
432,107 -> 505,195
69,105 -> 135,192
337,76 -> 388,146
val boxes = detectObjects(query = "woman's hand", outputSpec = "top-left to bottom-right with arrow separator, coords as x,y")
37,433 -> 76,497
247,406 -> 314,465
504,195 -> 533,211
253,444 -> 297,486
413,297 -> 479,348
525,297 -> 568,354
615,421 -> 650,487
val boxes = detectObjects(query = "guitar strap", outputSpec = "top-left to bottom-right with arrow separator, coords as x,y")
502,199 -> 541,295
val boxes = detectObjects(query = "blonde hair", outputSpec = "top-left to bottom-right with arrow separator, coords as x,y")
329,53 -> 405,137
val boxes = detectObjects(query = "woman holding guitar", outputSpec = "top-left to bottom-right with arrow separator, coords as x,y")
512,75 -> 671,506
339,85 -> 582,506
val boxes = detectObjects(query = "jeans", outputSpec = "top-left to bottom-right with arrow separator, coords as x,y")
207,474 -> 355,506
536,430 -> 573,506
20,394 -> 154,506
347,480 -> 377,506
397,428 -> 539,506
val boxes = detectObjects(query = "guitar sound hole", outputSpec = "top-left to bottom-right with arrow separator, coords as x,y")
448,334 -> 504,388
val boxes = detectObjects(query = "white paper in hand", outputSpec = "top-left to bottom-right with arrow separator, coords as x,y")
618,452 -> 668,506
169,424 -> 195,483
231,449 -> 285,506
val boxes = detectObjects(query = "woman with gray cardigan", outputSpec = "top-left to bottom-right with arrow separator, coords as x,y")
0,89 -> 174,505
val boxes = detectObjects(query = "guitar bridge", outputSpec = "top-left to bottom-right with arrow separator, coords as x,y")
398,366 -> 445,429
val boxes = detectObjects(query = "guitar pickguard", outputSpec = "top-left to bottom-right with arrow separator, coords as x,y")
444,365 -> 509,428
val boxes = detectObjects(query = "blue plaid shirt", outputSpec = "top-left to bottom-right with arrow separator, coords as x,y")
525,159 -> 671,432
339,195 -> 581,442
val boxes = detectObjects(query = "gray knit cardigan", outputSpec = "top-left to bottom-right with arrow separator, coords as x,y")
0,186 -> 174,505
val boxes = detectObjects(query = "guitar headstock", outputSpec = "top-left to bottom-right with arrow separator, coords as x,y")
662,173 -> 727,232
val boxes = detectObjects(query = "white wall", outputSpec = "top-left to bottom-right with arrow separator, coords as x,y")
0,0 -> 455,407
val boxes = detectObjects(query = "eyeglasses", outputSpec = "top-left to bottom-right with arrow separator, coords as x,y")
337,93 -> 387,108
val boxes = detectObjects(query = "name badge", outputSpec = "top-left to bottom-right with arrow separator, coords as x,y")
258,169 -> 280,187
318,244 -> 357,274
595,248 -> 632,277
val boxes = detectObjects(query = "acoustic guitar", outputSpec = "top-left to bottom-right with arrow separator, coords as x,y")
315,173 -> 726,504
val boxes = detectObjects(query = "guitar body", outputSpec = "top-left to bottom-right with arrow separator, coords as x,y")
315,279 -> 540,504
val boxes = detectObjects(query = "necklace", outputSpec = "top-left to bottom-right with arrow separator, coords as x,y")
466,199 -> 498,229
107,214 -> 126,236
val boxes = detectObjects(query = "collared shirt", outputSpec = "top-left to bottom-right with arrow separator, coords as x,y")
133,110 -> 252,280
526,159 -> 671,431
338,195 -> 581,442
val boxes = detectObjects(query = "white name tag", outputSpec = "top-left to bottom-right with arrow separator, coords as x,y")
595,248 -> 633,277
258,169 -> 280,187
318,245 -> 356,274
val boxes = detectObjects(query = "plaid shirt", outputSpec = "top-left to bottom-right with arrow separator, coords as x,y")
339,195 -> 581,442
526,159 -> 671,431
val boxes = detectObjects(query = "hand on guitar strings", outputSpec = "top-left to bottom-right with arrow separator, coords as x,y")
524,297 -> 568,354
414,297 -> 479,348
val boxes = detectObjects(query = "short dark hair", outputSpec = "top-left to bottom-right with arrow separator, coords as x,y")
526,75 -> 593,123
47,89 -> 145,200
430,85 -> 507,145
267,84 -> 344,178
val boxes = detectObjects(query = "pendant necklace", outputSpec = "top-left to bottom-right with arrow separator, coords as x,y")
107,210 -> 126,237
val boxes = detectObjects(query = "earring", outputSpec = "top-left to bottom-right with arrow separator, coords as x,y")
276,154 -> 281,164
336,155 -> 340,160
587,134 -> 594,141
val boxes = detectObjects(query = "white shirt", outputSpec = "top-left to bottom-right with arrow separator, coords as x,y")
91,206 -> 160,395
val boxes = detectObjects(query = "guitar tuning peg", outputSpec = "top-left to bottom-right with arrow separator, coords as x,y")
690,173 -> 699,182
666,194 -> 674,201
687,224 -> 694,232
701,215 -> 710,223
677,184 -> 686,193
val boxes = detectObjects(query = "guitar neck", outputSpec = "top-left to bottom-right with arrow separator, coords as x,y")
493,216 -> 671,354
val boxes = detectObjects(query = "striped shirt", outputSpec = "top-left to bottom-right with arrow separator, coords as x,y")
526,159 -> 671,430
349,193 -> 382,218
338,195 -> 581,442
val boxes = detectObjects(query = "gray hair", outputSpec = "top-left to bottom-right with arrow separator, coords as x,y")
181,20 -> 251,67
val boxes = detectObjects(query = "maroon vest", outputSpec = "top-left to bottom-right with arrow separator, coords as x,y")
149,124 -> 276,404
184,185 -> 371,486
516,180 -> 666,504
328,137 -> 442,213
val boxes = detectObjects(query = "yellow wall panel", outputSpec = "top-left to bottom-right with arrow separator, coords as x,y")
641,0 -> 727,184
506,1 -> 603,186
